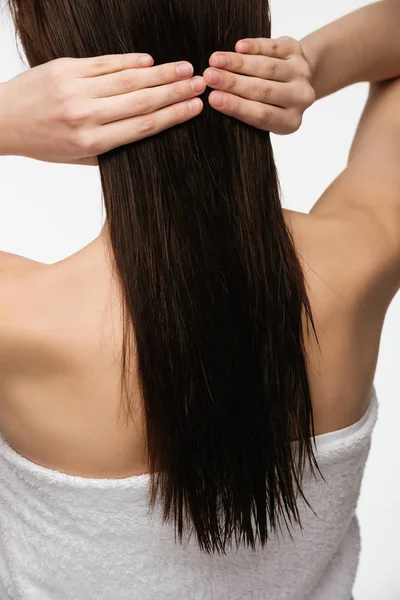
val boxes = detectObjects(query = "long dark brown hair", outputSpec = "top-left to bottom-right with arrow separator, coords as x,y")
9,0 -> 320,555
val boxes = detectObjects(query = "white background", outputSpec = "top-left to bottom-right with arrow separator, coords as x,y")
0,0 -> 399,596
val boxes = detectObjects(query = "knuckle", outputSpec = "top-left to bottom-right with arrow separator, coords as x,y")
50,57 -> 71,75
271,41 -> 280,56
137,117 -> 155,137
258,106 -> 273,128
94,56 -> 110,71
119,70 -> 136,92
50,72 -> 68,96
54,82 -> 73,104
292,39 -> 303,54
48,60 -> 74,92
134,91 -> 153,114
303,85 -> 316,106
62,102 -> 88,125
231,95 -> 240,113
302,66 -> 312,81
264,61 -> 277,79
288,111 -> 302,132
47,62 -> 60,82
225,74 -> 236,92
102,77 -> 116,97
251,81 -> 262,97
262,84 -> 273,102
279,36 -> 300,52
89,104 -> 101,122
173,102 -> 184,119
59,56 -> 73,66
73,129 -> 95,154
292,82 -> 315,107
252,81 -> 271,102
301,64 -> 313,81
173,80 -> 185,99
234,54 -> 244,70
159,64 -> 169,82
292,56 -> 312,80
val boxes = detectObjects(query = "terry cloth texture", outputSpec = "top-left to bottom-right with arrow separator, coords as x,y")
0,386 -> 378,599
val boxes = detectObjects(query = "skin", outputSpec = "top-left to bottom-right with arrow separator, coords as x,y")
0,2 -> 399,478
0,54 -> 206,164
0,39 -> 314,163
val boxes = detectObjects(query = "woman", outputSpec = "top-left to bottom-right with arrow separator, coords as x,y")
0,0 -> 398,598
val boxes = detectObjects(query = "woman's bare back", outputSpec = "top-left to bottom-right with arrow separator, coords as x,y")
0,206 -> 394,478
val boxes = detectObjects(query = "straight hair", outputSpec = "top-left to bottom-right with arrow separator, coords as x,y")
9,0 -> 320,555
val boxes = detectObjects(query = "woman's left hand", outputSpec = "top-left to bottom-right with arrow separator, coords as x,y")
0,54 -> 206,165
203,36 -> 316,135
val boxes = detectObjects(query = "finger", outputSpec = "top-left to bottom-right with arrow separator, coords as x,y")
235,37 -> 301,60
94,98 -> 204,153
94,76 -> 206,123
89,61 -> 194,98
77,53 -> 155,77
208,52 -> 293,83
208,91 -> 300,135
204,69 -> 301,108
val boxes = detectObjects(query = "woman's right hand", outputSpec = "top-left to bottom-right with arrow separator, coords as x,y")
204,36 -> 316,135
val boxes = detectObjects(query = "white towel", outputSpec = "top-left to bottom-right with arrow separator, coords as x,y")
0,386 -> 378,599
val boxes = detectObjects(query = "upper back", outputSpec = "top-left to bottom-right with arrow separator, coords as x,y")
0,205 -> 395,478
0,208 -> 386,600
0,377 -> 378,600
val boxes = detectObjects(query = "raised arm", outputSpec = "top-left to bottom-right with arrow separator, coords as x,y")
301,1 -> 400,309
301,0 -> 400,99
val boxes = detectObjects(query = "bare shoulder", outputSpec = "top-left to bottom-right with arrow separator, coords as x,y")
0,242 -> 119,382
283,207 -> 399,317
0,252 -> 49,367
0,250 -> 47,315
0,250 -> 47,275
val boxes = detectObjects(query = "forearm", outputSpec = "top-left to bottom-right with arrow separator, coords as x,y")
0,83 -> 14,156
301,0 -> 400,100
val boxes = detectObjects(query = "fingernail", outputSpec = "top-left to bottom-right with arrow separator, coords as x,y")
237,40 -> 251,53
191,76 -> 205,92
206,69 -> 221,85
211,91 -> 225,108
188,98 -> 202,113
176,62 -> 193,77
213,54 -> 228,68
137,54 -> 153,66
